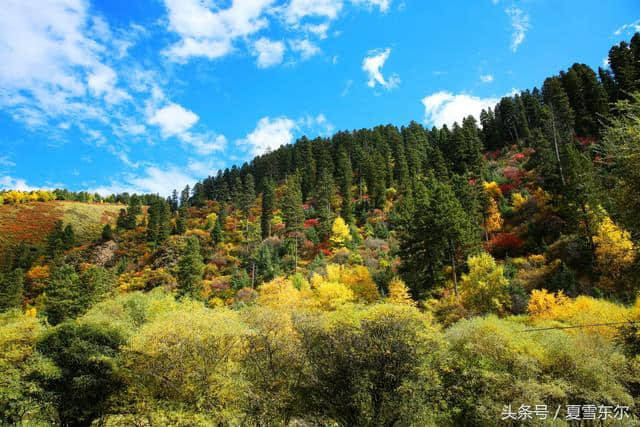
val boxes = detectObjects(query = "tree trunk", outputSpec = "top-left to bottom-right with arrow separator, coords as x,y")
550,105 -> 566,187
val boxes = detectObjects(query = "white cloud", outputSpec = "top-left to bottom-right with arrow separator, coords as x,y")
284,0 -> 344,25
162,0 -> 275,62
187,159 -> 217,175
421,91 -> 499,127
298,114 -> 335,136
179,131 -> 227,155
148,103 -> 199,138
304,23 -> 330,39
0,0 -> 135,126
290,39 -> 321,60
147,102 -> 225,155
0,156 -> 16,167
119,120 -> 146,136
253,37 -> 286,68
164,38 -> 233,62
341,79 -> 353,97
238,116 -> 297,156
89,165 -> 197,197
0,175 -> 44,191
87,64 -> 131,104
0,0 -> 156,170
0,1 -> 95,99
237,114 -> 333,156
602,56 -> 610,68
351,0 -> 391,12
129,166 -> 195,195
480,74 -> 494,83
506,7 -> 530,52
362,48 -> 400,90
614,19 -> 640,36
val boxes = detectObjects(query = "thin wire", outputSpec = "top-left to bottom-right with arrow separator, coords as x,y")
520,321 -> 639,333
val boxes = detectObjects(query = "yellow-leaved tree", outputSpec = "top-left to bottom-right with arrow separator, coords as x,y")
325,264 -> 379,303
485,197 -> 503,237
314,281 -> 355,310
257,277 -> 307,309
483,181 -> 503,199
329,216 -> 352,248
459,252 -> 510,315
387,277 -> 415,306
593,215 -> 636,290
124,304 -> 250,422
527,289 -> 570,319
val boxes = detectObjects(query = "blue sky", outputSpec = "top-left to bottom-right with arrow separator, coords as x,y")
0,0 -> 638,195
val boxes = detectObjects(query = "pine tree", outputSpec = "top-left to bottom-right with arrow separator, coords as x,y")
230,268 -> 250,291
337,149 -> 353,224
389,127 -> 410,189
101,224 -> 113,242
124,195 -> 141,229
146,200 -> 159,242
242,173 -> 256,246
170,189 -> 179,212
316,168 -> 335,241
116,208 -> 128,230
46,220 -> 65,257
261,178 -> 275,240
180,185 -> 190,208
62,224 -> 75,250
158,200 -> 171,241
147,199 -> 171,243
398,177 -> 479,298
232,174 -> 243,209
176,237 -> 204,299
211,214 -> 224,246
0,268 -> 24,311
608,40 -> 638,98
44,264 -> 84,325
191,183 -> 205,207
281,175 -> 304,271
174,206 -> 188,235
282,175 -> 304,235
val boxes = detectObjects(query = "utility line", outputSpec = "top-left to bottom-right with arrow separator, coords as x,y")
520,321 -> 638,333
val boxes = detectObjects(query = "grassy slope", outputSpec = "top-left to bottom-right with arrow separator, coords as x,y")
0,201 -> 122,263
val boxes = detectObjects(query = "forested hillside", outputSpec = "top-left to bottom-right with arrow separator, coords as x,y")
1,34 -> 640,426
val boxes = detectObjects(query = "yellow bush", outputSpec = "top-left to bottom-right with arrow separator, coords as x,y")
314,281 -> 355,310
511,192 -> 529,211
485,197 -> 503,234
325,264 -> 379,303
330,216 -> 352,248
528,290 -> 636,339
527,254 -> 546,265
258,277 -> 304,309
387,277 -> 415,306
459,252 -> 510,316
527,289 -> 569,318
593,215 -> 636,290
533,187 -> 551,207
185,228 -> 211,243
0,189 -> 56,204
209,297 -> 224,308
483,181 -> 503,199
